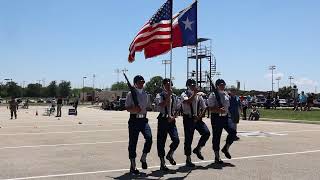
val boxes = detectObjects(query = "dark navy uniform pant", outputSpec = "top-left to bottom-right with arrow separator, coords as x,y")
183,115 -> 210,156
157,116 -> 180,158
128,118 -> 153,159
211,114 -> 236,151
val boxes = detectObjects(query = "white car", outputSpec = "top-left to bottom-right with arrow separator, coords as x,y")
279,99 -> 287,107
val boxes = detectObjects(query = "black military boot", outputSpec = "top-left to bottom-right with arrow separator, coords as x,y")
130,159 -> 140,175
221,145 -> 232,159
185,156 -> 195,167
140,153 -> 148,169
166,150 -> 176,165
160,157 -> 169,171
193,147 -> 204,160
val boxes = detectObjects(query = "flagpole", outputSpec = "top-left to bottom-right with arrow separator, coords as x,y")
195,0 -> 198,88
169,0 -> 173,87
169,0 -> 173,117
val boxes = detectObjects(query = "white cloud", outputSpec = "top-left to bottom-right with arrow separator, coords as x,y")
264,72 -> 284,80
294,78 -> 318,87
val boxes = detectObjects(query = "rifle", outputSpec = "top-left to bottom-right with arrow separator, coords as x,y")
123,73 -> 139,107
207,74 -> 223,108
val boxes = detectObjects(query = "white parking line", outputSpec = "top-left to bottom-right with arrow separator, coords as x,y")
2,149 -> 320,180
1,128 -> 320,150
0,135 -> 201,150
0,124 -> 105,129
0,129 -> 129,136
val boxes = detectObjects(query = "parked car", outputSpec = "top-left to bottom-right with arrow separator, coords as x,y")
313,98 -> 320,108
256,98 -> 266,108
0,98 -> 3,104
37,99 -> 45,103
15,98 -> 23,104
279,99 -> 288,107
28,99 -> 36,103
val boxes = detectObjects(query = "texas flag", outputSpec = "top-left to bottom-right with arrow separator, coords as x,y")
129,1 -> 197,62
172,1 -> 197,48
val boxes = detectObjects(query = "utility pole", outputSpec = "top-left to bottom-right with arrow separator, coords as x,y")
269,65 -> 276,97
215,72 -> 221,79
115,69 -> 121,83
93,74 -> 96,89
82,76 -> 87,103
276,77 -> 281,92
289,76 -> 294,87
162,60 -> 171,78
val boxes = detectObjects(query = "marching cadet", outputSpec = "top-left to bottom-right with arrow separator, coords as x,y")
208,79 -> 236,164
228,87 -> 241,141
125,75 -> 153,175
181,79 -> 210,167
156,78 -> 180,171
9,97 -> 18,119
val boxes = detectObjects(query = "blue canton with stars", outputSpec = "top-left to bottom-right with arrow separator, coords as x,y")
178,2 -> 197,46
149,0 -> 172,25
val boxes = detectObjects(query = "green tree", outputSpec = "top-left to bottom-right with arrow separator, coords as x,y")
26,83 -> 42,97
71,88 -> 81,98
58,81 -> 71,98
172,87 -> 185,96
111,81 -> 129,91
6,81 -> 22,98
278,86 -> 293,99
0,83 -> 7,97
145,76 -> 163,96
47,81 -> 58,97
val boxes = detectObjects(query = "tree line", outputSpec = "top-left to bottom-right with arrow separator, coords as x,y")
0,81 -> 73,98
1,77 -> 317,99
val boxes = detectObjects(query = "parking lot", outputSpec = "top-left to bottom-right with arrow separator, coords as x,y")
0,106 -> 319,180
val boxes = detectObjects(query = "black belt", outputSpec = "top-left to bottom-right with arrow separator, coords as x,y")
158,113 -> 169,118
130,114 -> 147,119
211,113 -> 228,117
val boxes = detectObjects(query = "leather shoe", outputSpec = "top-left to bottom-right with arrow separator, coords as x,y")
186,160 -> 195,168
140,160 -> 148,169
214,158 -> 224,164
160,164 -> 169,171
166,154 -> 176,165
193,148 -> 204,160
130,167 -> 140,175
221,146 -> 232,159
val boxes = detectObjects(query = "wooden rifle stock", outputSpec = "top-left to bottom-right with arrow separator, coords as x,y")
123,73 -> 139,107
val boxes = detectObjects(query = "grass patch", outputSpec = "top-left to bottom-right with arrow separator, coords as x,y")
258,108 -> 320,121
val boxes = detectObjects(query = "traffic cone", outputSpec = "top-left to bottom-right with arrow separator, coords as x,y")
36,110 -> 38,116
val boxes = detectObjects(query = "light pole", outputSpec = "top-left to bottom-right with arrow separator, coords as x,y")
82,76 -> 87,103
289,76 -> 294,87
92,74 -> 96,89
4,78 -> 12,83
121,68 -> 128,75
162,60 -> 171,78
215,72 -> 221,79
22,81 -> 27,98
276,77 -> 281,92
269,65 -> 276,97
115,69 -> 121,83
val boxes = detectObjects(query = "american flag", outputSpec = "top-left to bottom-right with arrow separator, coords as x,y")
128,0 -> 172,62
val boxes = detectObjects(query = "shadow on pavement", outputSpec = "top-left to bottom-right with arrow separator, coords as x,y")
109,162 -> 235,179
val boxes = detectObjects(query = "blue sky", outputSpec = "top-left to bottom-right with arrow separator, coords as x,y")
0,0 -> 319,93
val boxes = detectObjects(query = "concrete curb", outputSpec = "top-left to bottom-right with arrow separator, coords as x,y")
261,118 -> 320,125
